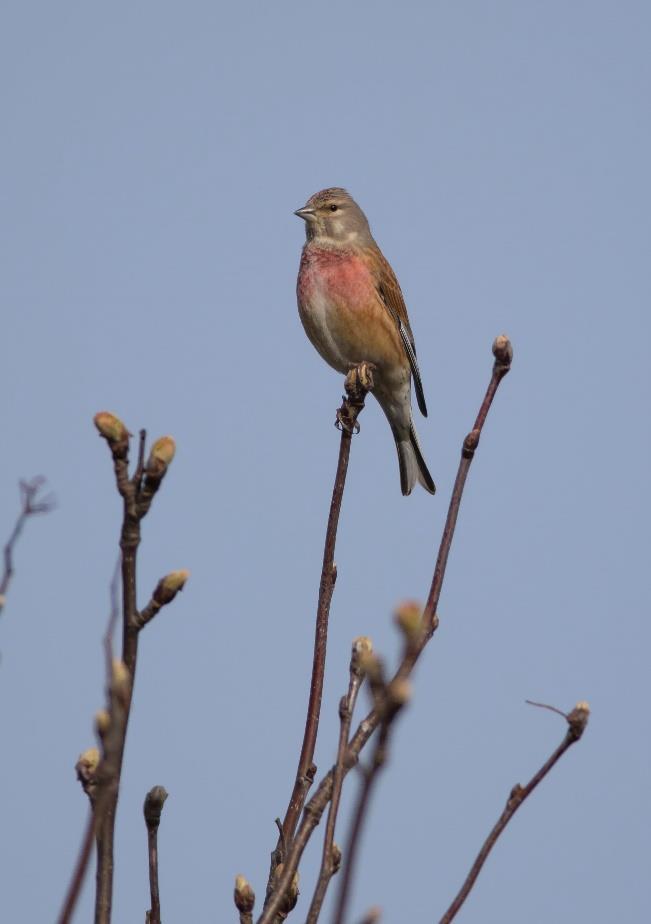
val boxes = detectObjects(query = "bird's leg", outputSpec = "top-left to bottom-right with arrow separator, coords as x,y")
335,362 -> 375,432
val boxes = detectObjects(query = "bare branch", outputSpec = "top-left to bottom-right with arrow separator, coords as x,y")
144,786 -> 169,924
81,414 -> 182,923
281,362 -> 375,847
256,338 -> 512,924
438,701 -> 590,923
56,809 -> 95,924
306,637 -> 371,923
332,678 -> 411,924
0,476 -> 54,615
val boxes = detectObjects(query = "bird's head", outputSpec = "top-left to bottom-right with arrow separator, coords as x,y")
294,188 -> 372,246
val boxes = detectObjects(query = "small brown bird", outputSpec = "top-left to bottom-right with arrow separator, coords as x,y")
295,188 -> 435,495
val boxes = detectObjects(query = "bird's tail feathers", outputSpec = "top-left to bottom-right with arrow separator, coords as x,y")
394,422 -> 436,496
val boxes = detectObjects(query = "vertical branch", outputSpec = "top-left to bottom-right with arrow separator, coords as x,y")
93,415 -> 140,924
56,810 -> 95,924
424,336 -> 512,625
305,637 -> 371,924
257,337 -> 513,924
281,363 -> 375,847
66,414 -> 183,924
439,702 -> 590,923
144,786 -> 169,924
332,672 -> 411,924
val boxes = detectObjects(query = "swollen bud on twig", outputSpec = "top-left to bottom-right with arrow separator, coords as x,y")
358,650 -> 383,683
386,678 -> 412,709
492,334 -> 513,366
567,701 -> 590,739
331,842 -> 342,875
153,570 -> 190,606
143,786 -> 169,829
393,601 -> 423,642
351,635 -> 373,674
146,436 -> 176,478
76,747 -> 101,801
358,907 -> 382,924
111,659 -> 131,705
94,709 -> 111,741
234,875 -> 255,914
274,865 -> 300,915
93,412 -> 129,447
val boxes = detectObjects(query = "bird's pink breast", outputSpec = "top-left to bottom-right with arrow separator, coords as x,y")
297,246 -> 373,309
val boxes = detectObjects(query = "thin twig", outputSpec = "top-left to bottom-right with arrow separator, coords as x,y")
56,563 -> 120,924
0,477 -> 54,615
256,337 -> 512,924
438,702 -> 590,923
79,415 -> 180,924
305,638 -> 369,923
281,363 -> 375,847
332,676 -> 410,924
56,809 -> 95,924
94,427 -> 142,924
262,365 -> 374,916
144,786 -> 169,924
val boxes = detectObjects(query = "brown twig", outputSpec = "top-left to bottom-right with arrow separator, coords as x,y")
280,363 -> 375,851
56,809 -> 95,924
144,786 -> 169,924
332,676 -> 410,924
305,638 -> 371,924
0,476 -> 54,616
55,414 -> 182,924
57,564 -> 119,924
439,701 -> 590,923
257,337 -> 512,924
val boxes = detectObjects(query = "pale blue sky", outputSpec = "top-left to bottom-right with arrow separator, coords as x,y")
2,2 -> 649,921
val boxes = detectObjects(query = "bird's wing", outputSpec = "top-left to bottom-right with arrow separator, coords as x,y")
370,245 -> 428,418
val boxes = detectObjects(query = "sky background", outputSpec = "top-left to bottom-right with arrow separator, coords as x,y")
1,2 -> 649,922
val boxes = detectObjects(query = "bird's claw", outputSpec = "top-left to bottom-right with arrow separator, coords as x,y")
335,406 -> 361,434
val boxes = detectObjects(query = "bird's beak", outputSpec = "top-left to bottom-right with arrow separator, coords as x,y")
294,206 -> 316,221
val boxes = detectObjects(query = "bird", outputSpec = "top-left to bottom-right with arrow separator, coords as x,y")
295,187 -> 435,496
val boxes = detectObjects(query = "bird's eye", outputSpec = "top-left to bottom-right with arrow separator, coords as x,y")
329,204 -> 338,212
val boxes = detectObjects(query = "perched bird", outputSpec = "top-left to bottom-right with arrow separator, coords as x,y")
295,188 -> 435,495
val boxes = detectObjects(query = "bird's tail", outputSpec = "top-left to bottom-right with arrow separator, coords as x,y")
394,421 -> 436,496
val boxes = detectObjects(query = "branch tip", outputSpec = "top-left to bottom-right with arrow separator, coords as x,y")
567,701 -> 590,738
351,635 -> 373,674
393,600 -> 423,643
94,412 -> 130,451
153,569 -> 190,605
146,436 -> 176,477
143,786 -> 169,829
234,875 -> 256,914
359,907 -> 382,924
386,677 -> 412,709
76,748 -> 100,801
492,334 -> 513,367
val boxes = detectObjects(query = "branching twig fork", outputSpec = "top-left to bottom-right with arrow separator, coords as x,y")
256,337 -> 512,924
438,701 -> 590,923
305,637 -> 370,923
